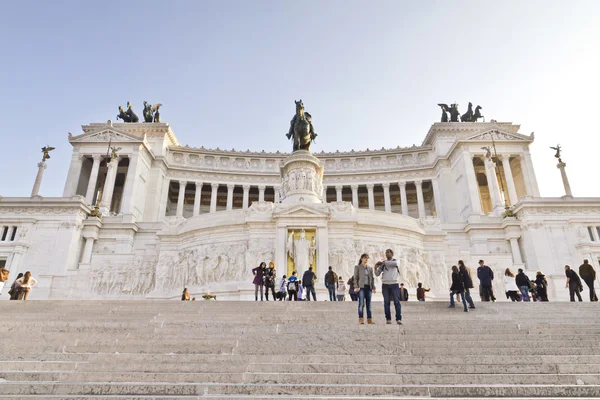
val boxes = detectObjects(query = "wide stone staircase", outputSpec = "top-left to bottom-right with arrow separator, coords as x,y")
1,300 -> 600,399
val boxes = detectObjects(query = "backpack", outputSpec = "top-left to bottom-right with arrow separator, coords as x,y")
287,280 -> 297,292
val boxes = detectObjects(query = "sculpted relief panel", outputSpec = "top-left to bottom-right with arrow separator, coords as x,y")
90,256 -> 157,296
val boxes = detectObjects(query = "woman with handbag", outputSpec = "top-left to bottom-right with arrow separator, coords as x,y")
15,271 -> 37,300
8,273 -> 23,300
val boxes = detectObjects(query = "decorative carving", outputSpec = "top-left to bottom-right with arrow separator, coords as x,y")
74,130 -> 141,143
90,256 -> 157,295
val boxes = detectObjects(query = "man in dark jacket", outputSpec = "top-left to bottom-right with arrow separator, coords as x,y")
477,260 -> 495,302
458,261 -> 476,311
302,267 -> 317,301
399,283 -> 409,301
579,259 -> 598,302
565,265 -> 583,302
515,268 -> 531,302
324,266 -> 338,301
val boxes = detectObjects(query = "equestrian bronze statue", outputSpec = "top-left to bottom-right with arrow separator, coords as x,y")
286,99 -> 317,152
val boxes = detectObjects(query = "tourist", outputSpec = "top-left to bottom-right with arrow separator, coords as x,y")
0,267 -> 9,296
8,273 -> 23,300
515,268 -> 531,302
264,262 -> 277,301
449,265 -> 462,307
416,283 -> 430,301
278,274 -> 287,301
324,266 -> 338,301
15,271 -> 37,301
353,253 -> 375,324
535,271 -> 549,302
375,249 -> 402,324
565,265 -> 583,302
252,262 -> 266,301
302,267 -> 317,301
579,259 -> 598,302
335,276 -> 346,301
458,260 -> 476,311
477,260 -> 495,302
192,297 -> 197,301
287,271 -> 299,301
504,268 -> 521,302
347,277 -> 357,301
181,288 -> 190,301
399,283 -> 409,301
297,280 -> 304,301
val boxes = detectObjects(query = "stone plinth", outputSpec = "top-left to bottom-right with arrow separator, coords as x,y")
279,150 -> 324,204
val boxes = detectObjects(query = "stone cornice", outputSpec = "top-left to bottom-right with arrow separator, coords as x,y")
0,196 -> 91,217
513,197 -> 600,217
422,121 -> 524,146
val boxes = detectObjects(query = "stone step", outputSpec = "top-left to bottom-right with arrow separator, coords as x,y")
2,382 -> 600,397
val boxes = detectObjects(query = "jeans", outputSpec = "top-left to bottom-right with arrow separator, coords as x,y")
349,292 -> 358,301
254,284 -> 264,301
336,295 -> 345,301
519,285 -> 530,302
327,283 -> 337,301
569,284 -> 583,302
463,288 -> 475,309
382,283 -> 402,321
288,290 -> 297,301
358,286 -> 373,319
481,285 -> 493,302
265,285 -> 276,301
450,291 -> 456,307
583,278 -> 598,302
304,285 -> 316,301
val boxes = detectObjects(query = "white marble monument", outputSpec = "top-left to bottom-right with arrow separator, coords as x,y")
1,118 -> 599,300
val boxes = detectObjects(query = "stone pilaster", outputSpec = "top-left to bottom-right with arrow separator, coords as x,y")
382,183 -> 391,213
210,183 -> 219,213
415,180 -> 425,218
226,184 -> 235,210
99,157 -> 119,213
431,178 -> 443,220
193,182 -> 202,216
367,184 -> 375,210
63,154 -> 84,197
31,161 -> 47,197
501,155 -> 519,205
176,181 -> 187,217
464,152 -> 482,215
242,185 -> 250,209
121,152 -> 140,215
258,185 -> 266,202
85,155 -> 103,205
399,181 -> 408,216
351,185 -> 359,208
335,185 -> 343,202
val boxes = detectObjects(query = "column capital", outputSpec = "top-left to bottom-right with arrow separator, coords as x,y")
195,181 -> 203,188
258,185 -> 266,190
398,181 -> 407,188
107,157 -> 119,168
179,180 -> 188,186
335,185 -> 343,190
37,161 -> 48,169
227,184 -> 235,190
382,182 -> 390,189
366,183 -> 374,190
242,184 -> 251,190
211,183 -> 219,189
77,154 -> 87,162
92,154 -> 104,162
351,184 -> 359,190
414,179 -> 423,186
499,154 -> 513,162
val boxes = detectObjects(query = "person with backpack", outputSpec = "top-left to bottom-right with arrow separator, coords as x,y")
336,276 -> 346,301
278,274 -> 288,301
515,268 -> 532,302
375,249 -> 403,324
324,266 -> 338,301
287,271 -> 299,301
297,280 -> 304,301
302,267 -> 317,301
264,262 -> 277,301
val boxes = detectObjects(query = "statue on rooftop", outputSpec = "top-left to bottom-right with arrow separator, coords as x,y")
437,104 -> 449,122
143,102 -> 162,123
461,102 -> 474,122
550,144 -> 562,161
117,102 -> 139,123
286,99 -> 317,152
473,105 -> 484,122
41,145 -> 55,161
438,103 -> 461,122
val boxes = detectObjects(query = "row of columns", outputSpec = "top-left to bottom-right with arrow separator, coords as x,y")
171,181 -> 272,218
325,180 -> 437,219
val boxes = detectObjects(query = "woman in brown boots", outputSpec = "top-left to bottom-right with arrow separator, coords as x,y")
353,253 -> 376,324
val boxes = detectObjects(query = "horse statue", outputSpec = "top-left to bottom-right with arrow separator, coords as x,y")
473,105 -> 483,122
143,101 -> 162,123
286,100 -> 317,152
117,102 -> 139,123
437,104 -> 449,122
461,102 -> 474,122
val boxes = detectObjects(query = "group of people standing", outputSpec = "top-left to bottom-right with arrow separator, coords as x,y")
0,270 -> 37,300
565,259 -> 597,302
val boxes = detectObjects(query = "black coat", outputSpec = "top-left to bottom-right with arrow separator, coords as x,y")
515,272 -> 530,288
450,271 -> 463,292
477,265 -> 494,287
302,270 -> 316,287
565,269 -> 581,286
459,265 -> 474,289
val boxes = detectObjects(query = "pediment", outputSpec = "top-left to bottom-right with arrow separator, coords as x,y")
466,129 -> 531,142
69,127 -> 143,143
273,204 -> 330,218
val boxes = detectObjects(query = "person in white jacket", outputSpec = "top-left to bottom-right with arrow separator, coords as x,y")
16,271 -> 37,300
504,268 -> 520,302
336,276 -> 346,301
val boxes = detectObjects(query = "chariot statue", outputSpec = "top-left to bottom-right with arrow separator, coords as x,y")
117,102 -> 139,123
438,103 -> 461,122
286,100 -> 317,152
143,101 -> 162,123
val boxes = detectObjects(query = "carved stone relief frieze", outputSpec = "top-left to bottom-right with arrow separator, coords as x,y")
90,256 -> 157,295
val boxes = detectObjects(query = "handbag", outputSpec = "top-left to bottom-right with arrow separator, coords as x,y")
579,285 -> 584,293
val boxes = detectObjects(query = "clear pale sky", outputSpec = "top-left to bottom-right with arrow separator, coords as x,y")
1,1 -> 598,198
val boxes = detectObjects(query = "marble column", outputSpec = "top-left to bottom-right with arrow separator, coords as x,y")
31,161 -> 47,197
415,180 -> 425,218
274,187 -> 280,203
210,183 -> 219,213
316,226 -> 329,278
7,252 -> 22,274
193,182 -> 202,216
81,237 -> 95,264
509,237 -> 523,264
63,155 -> 84,197
484,157 -> 504,214
399,181 -> 408,216
367,184 -> 375,210
382,183 -> 391,213
258,185 -> 266,202
99,157 -> 119,212
120,152 -> 139,214
522,150 -> 540,197
464,152 -> 483,215
557,160 -> 573,197
322,185 -> 328,202
176,180 -> 187,217
335,185 -> 343,202
501,155 -> 519,205
242,185 -> 250,209
159,178 -> 171,220
431,178 -> 443,220
351,185 -> 359,208
85,155 -> 103,205
226,184 -> 235,210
